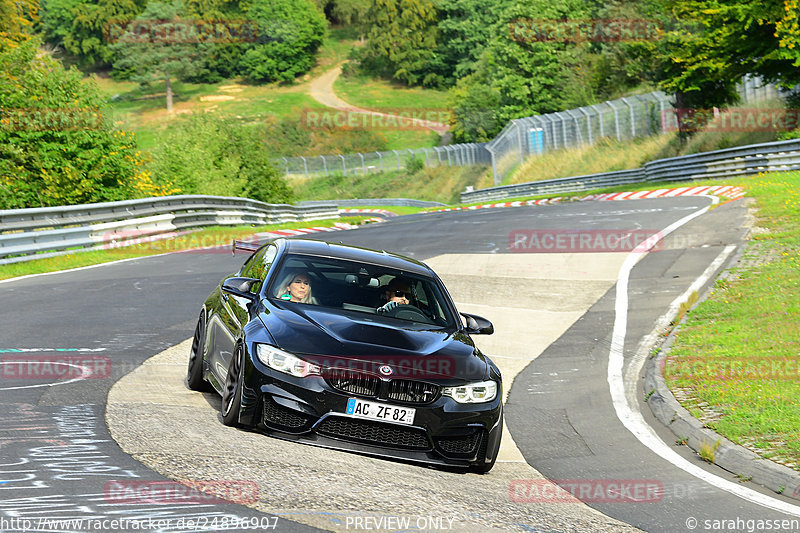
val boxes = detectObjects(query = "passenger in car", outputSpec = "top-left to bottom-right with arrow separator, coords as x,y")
277,272 -> 316,304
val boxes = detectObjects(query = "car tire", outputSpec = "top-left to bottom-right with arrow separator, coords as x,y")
187,312 -> 211,391
470,419 -> 502,474
221,344 -> 244,427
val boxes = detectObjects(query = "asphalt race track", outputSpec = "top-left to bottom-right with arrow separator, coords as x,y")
2,196 -> 799,533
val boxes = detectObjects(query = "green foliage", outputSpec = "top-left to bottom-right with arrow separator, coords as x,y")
259,117 -> 388,157
659,0 -> 800,111
110,0 -> 211,108
405,155 -> 424,173
60,0 -> 146,66
356,0 -> 441,87
0,38 -> 147,208
147,114 -> 294,203
448,0 -> 592,142
1,0 -> 39,44
238,0 -> 326,82
433,0 -> 511,85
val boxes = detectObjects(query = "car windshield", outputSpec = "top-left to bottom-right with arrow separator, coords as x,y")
268,254 -> 456,328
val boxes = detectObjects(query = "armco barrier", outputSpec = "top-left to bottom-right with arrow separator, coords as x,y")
0,195 -> 338,265
461,138 -> 800,203
298,198 -> 446,208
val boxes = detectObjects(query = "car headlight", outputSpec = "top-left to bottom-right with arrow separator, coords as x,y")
256,345 -> 320,378
442,380 -> 498,403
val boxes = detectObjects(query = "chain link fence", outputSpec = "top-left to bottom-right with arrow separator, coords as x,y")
274,76 -> 792,185
275,144 -> 491,178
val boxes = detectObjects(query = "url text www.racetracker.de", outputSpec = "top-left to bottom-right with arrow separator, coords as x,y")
0,515 -> 279,531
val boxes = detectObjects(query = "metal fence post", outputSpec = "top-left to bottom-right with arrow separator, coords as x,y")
339,154 -> 346,175
359,153 -> 366,174
422,148 -> 430,166
579,108 -> 592,145
376,151 -> 383,172
393,150 -> 400,170
515,119 -> 525,164
320,155 -> 328,176
621,97 -> 636,138
608,101 -> 621,141
488,145 -> 498,186
300,156 -> 308,178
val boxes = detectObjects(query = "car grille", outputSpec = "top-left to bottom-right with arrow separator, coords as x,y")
324,369 -> 440,405
435,430 -> 484,458
325,369 -> 380,396
315,417 -> 431,450
263,399 -> 313,433
386,379 -> 440,404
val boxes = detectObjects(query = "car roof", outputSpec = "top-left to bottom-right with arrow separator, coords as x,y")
277,238 -> 433,277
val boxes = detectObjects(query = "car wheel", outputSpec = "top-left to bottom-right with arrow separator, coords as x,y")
221,344 -> 244,427
470,418 -> 502,474
187,312 -> 211,391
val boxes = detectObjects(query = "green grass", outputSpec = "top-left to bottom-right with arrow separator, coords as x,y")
292,165 -> 487,205
0,218 -> 371,281
501,134 -> 674,189
334,73 -> 451,114
663,171 -> 800,470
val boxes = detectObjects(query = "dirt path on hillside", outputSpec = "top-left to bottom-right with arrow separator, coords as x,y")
308,63 -> 450,134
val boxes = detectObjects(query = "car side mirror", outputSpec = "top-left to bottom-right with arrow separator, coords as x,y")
221,277 -> 260,300
460,312 -> 494,335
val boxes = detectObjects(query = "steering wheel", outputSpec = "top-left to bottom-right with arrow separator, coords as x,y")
383,303 -> 430,322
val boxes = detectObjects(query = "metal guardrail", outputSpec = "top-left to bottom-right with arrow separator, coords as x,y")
0,195 -> 338,265
460,139 -> 800,203
298,198 -> 447,208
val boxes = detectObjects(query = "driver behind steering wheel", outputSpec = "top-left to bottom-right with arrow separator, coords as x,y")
377,276 -> 414,314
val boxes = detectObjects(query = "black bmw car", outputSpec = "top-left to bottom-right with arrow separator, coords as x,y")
187,238 -> 503,473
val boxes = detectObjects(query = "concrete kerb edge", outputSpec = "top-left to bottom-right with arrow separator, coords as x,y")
643,237 -> 800,501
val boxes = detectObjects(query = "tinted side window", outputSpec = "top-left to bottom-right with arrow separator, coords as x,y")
241,245 -> 277,282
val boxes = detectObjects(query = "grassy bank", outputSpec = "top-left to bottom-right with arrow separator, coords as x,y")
663,171 -> 800,470
291,165 -> 488,205
0,218 -> 371,281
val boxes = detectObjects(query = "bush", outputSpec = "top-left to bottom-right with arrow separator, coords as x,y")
238,0 -> 326,82
405,155 -> 424,174
0,38 -> 156,209
147,114 -> 294,204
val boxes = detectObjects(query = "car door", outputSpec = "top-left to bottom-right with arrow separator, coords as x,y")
210,245 -> 277,383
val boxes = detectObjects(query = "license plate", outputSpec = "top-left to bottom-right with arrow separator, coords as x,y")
345,398 -> 416,425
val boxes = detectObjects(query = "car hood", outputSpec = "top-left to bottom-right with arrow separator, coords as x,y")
259,302 -> 488,381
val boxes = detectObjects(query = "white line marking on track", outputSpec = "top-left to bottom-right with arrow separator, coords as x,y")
607,196 -> 800,516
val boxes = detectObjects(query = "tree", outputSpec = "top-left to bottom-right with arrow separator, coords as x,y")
110,0 -> 210,112
357,0 -> 441,87
238,0 -> 326,82
0,0 -> 39,45
0,38 -> 159,208
660,0 -> 800,110
448,0 -> 592,141
433,0 -> 512,85
147,114 -> 294,203
60,0 -> 146,66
